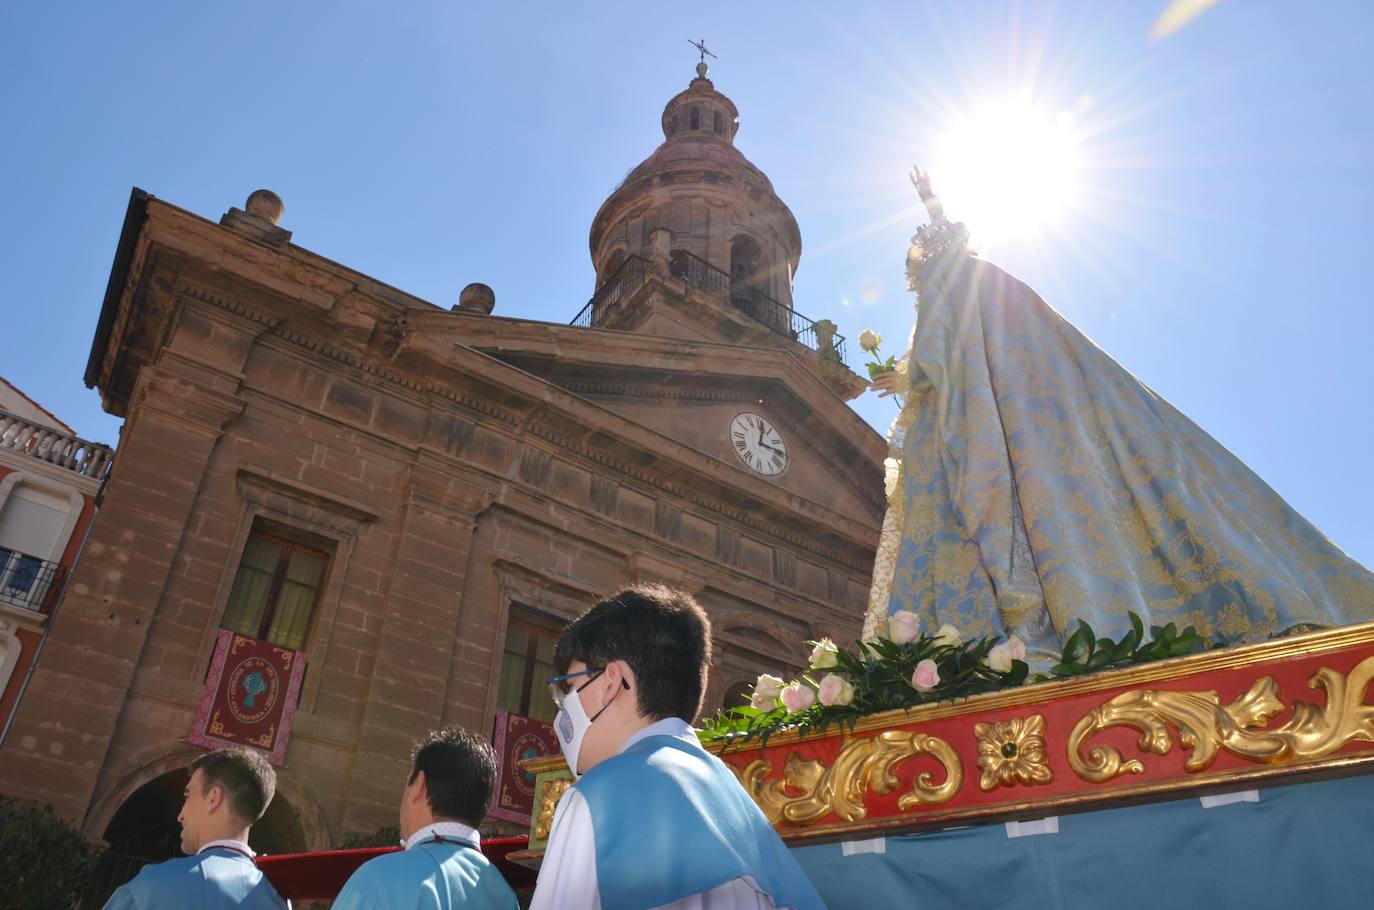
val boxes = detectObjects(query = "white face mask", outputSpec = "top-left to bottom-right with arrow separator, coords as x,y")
554,685 -> 595,778
553,669 -> 624,778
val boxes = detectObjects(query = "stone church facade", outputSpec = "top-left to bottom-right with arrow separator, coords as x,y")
0,66 -> 884,862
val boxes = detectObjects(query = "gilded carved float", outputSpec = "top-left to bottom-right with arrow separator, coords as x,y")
515,621 -> 1374,863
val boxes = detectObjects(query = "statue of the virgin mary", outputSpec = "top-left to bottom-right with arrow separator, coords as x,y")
863,169 -> 1374,664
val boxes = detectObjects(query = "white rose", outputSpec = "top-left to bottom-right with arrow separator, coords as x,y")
858,329 -> 881,353
1006,635 -> 1026,662
887,610 -> 922,644
750,673 -> 785,710
933,623 -> 963,648
986,642 -> 1013,673
809,638 -> 840,670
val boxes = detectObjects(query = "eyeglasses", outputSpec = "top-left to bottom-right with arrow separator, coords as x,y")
547,667 -> 606,710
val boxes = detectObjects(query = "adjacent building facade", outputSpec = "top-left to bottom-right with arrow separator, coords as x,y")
0,378 -> 112,747
0,65 -> 885,883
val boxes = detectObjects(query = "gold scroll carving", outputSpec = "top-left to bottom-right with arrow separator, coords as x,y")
534,778 -> 572,841
1068,655 -> 1374,783
729,730 -> 962,826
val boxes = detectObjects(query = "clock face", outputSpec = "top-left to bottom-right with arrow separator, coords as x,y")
729,412 -> 789,476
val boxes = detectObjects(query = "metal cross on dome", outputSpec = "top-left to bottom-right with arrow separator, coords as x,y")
688,38 -> 717,64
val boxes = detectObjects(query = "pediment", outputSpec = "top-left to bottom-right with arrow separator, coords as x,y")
442,321 -> 886,526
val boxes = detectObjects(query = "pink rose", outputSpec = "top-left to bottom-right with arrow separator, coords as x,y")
780,681 -> 817,713
816,673 -> 855,706
887,610 -> 922,644
911,659 -> 940,693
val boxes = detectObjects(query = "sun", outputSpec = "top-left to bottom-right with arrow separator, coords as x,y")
930,100 -> 1083,245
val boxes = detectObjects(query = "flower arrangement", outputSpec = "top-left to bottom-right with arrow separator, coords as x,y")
699,611 -> 1210,747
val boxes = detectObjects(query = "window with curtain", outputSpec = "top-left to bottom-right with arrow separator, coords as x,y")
220,525 -> 329,651
497,613 -> 560,724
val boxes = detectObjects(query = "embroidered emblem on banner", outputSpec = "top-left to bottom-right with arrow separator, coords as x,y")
190,630 -> 307,766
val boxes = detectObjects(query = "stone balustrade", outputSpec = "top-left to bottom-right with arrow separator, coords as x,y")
0,410 -> 114,481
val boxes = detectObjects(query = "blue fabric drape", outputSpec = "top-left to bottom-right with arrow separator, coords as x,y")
791,773 -> 1373,909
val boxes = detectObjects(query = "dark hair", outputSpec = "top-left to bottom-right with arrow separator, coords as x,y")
409,727 -> 497,827
554,584 -> 712,722
189,749 -> 276,824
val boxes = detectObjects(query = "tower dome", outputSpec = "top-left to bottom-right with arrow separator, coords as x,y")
589,64 -> 803,311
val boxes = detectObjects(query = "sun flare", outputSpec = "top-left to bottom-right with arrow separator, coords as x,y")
930,100 -> 1083,244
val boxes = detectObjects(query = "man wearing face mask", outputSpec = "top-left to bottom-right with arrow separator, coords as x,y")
530,584 -> 827,910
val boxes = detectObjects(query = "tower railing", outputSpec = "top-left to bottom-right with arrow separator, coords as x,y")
670,251 -> 848,365
570,251 -> 848,366
571,256 -> 650,329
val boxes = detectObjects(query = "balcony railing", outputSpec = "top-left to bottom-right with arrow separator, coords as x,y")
0,410 -> 114,481
668,249 -> 730,297
571,256 -> 650,329
572,251 -> 848,365
673,251 -> 848,364
0,547 -> 65,615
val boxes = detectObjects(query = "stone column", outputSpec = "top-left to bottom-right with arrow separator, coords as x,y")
0,367 -> 243,823
339,462 -> 492,834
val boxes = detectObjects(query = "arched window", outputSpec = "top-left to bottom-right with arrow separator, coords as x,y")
731,235 -> 786,331
0,474 -> 82,613
601,249 -> 627,284
721,679 -> 754,712
690,106 -> 700,130
730,235 -> 764,290
713,111 -> 723,134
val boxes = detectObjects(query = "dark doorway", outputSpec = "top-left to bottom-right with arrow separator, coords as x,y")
82,766 -> 306,908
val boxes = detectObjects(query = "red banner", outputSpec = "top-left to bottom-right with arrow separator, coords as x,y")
489,709 -> 559,825
189,630 -> 306,765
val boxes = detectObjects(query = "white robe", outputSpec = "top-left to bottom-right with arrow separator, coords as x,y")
530,719 -> 778,910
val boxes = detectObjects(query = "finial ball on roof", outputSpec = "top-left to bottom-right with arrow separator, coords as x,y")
245,189 -> 284,225
457,283 -> 496,315
696,61 -> 709,79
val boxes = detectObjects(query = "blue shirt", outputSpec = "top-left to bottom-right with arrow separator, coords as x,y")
101,844 -> 288,910
333,829 -> 519,910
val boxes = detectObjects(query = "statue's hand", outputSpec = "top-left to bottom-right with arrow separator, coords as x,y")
869,369 -> 906,398
909,166 -> 932,197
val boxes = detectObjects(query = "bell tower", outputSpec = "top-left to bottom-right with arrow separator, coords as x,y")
588,62 -> 803,317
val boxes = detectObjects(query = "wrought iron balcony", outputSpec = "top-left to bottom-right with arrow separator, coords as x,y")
570,252 -> 848,365
0,547 -> 65,614
571,255 -> 650,329
0,410 -> 114,482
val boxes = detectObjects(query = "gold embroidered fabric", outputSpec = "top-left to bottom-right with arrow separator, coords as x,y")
864,252 -> 1374,664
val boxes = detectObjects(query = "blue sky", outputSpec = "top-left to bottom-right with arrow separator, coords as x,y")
3,1 -> 1371,568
